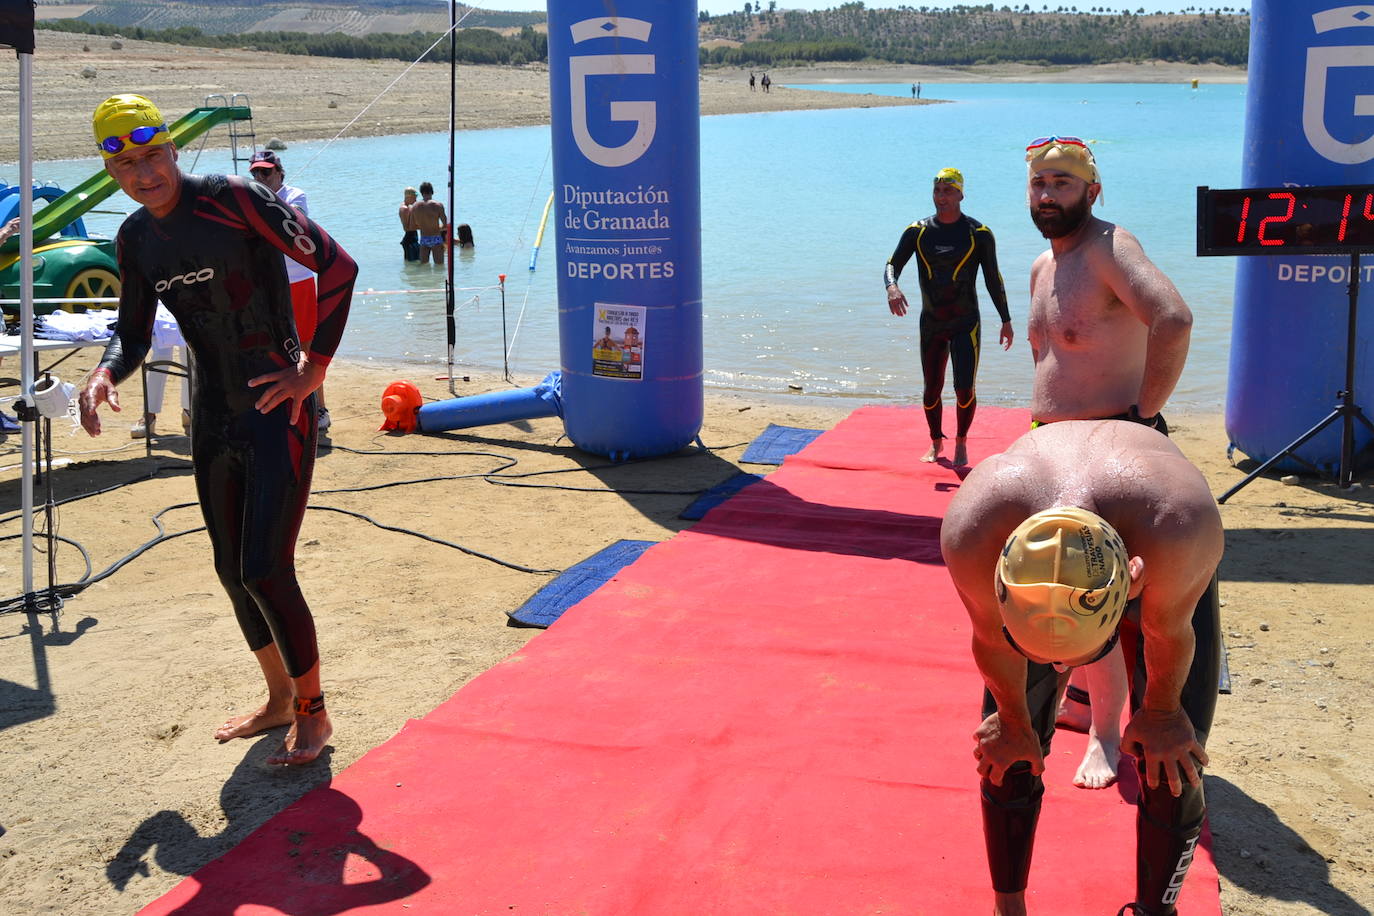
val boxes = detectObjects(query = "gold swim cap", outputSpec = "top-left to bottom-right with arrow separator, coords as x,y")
92,94 -> 170,160
934,167 -> 964,191
995,506 -> 1130,664
1025,136 -> 1100,187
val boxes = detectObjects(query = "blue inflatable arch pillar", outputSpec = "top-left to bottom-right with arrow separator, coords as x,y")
547,2 -> 704,461
1227,2 -> 1374,472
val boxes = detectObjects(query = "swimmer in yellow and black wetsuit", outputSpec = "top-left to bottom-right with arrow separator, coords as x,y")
885,167 -> 1014,466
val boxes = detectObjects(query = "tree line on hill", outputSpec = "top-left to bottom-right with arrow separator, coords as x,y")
40,19 -> 549,66
700,5 -> 1249,67
38,4 -> 1248,69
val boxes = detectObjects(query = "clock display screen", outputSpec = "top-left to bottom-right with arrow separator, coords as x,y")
1197,184 -> 1374,256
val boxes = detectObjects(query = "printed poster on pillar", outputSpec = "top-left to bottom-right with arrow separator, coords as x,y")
592,303 -> 645,380
559,14 -> 678,381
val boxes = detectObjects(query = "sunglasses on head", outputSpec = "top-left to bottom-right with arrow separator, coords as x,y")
1026,135 -> 1088,152
1001,623 -> 1121,673
99,124 -> 168,155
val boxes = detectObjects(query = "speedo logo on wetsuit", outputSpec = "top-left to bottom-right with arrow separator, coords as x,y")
249,180 -> 318,257
155,267 -> 215,292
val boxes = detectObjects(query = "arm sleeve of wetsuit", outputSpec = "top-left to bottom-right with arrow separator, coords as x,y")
231,177 -> 357,367
95,225 -> 155,385
976,227 -> 1012,324
884,226 -> 918,289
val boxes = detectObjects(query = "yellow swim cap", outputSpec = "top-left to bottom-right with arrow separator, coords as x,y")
92,94 -> 170,160
996,506 -> 1130,665
934,167 -> 964,191
1025,137 -> 1101,186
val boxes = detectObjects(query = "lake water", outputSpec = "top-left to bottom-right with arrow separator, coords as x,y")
5,81 -> 1245,411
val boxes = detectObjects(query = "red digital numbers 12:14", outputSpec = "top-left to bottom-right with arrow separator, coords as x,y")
1338,191 -> 1374,241
1234,190 -> 1374,246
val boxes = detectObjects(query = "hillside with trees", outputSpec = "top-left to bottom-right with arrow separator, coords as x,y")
699,4 -> 1249,67
35,1 -> 1248,68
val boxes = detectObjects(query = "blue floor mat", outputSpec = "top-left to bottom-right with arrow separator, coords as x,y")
507,539 -> 657,629
679,472 -> 765,520
739,424 -> 825,465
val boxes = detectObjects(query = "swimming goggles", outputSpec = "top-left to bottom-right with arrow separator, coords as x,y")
1026,135 -> 1088,152
1002,623 -> 1121,673
98,123 -> 168,155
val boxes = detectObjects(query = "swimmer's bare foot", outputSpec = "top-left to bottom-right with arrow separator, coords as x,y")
214,702 -> 294,742
953,437 -> 969,466
267,709 -> 332,766
1072,735 -> 1121,789
921,438 -> 944,463
1055,686 -> 1092,733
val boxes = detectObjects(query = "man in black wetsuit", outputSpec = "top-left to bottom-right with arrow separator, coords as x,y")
941,420 -> 1223,916
885,167 -> 1014,467
77,94 -> 358,766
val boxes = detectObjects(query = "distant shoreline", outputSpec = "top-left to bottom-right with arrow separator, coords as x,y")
746,60 -> 1247,85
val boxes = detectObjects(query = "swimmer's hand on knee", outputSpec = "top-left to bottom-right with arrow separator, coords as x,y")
249,360 -> 325,423
974,711 -> 1045,786
1123,705 -> 1208,797
78,368 -> 119,437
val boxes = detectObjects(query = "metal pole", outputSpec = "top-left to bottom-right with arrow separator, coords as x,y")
19,48 -> 36,601
499,274 -> 509,382
446,0 -> 457,397
1340,251 -> 1360,488
42,400 -> 59,604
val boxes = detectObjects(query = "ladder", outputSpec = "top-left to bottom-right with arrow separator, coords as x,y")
204,93 -> 258,174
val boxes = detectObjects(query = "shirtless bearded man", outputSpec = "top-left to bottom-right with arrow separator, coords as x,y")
1024,136 -> 1201,791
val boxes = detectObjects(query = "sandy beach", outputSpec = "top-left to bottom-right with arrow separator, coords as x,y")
3,32 -> 1372,916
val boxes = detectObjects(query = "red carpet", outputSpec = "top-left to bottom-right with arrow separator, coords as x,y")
141,405 -> 1220,915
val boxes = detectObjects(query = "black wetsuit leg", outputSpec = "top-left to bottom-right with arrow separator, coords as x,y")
1126,572 -> 1221,914
193,399 -> 320,677
919,320 -> 952,441
950,321 -> 981,438
980,660 -> 1064,893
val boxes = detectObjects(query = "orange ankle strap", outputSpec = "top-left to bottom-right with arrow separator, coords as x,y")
294,694 -> 325,716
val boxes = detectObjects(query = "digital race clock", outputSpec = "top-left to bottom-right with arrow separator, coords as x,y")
1196,184 -> 1374,257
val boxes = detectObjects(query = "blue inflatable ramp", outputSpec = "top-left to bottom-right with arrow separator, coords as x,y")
679,472 -> 765,520
507,539 -> 657,629
740,424 -> 825,465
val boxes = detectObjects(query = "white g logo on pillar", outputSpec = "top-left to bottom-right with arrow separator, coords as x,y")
569,17 -> 656,168
1302,6 -> 1374,164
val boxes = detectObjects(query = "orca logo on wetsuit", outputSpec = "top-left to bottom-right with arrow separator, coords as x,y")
1162,834 -> 1200,905
249,180 -> 318,257
155,267 -> 215,293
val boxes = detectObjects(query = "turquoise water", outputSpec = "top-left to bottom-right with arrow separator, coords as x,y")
5,81 -> 1245,410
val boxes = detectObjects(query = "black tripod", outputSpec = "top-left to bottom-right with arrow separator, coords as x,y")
1219,251 -> 1374,503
